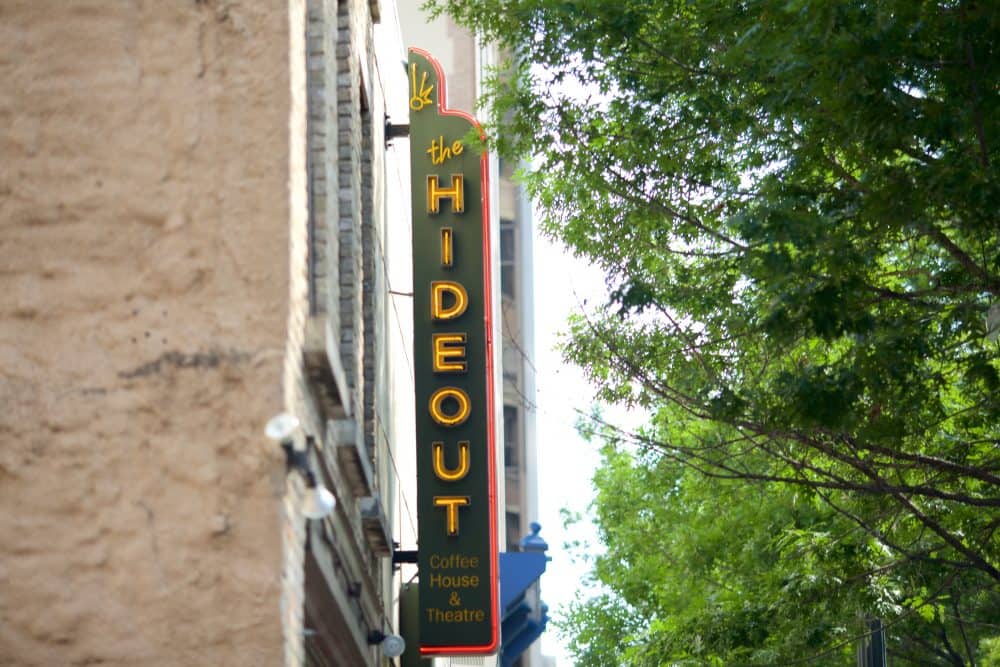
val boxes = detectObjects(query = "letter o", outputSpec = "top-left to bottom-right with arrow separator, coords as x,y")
429,387 -> 471,427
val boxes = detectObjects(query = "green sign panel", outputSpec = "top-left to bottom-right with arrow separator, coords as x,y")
408,48 -> 499,656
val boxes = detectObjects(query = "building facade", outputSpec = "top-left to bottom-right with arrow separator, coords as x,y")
2,3 -> 296,664
1,1 -> 542,665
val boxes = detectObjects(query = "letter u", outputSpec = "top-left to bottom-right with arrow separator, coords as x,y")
432,440 -> 470,481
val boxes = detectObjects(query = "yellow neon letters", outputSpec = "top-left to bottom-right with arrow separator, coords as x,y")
434,496 -> 471,535
432,333 -> 467,373
418,106 -> 480,542
431,281 -> 468,320
440,227 -> 453,267
432,441 -> 470,481
427,175 -> 464,214
429,387 -> 471,427
427,136 -> 465,165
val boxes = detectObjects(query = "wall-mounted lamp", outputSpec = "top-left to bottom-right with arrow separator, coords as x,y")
265,413 -> 337,520
265,413 -> 300,442
368,630 -> 406,658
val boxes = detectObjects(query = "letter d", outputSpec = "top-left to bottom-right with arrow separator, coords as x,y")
431,281 -> 468,320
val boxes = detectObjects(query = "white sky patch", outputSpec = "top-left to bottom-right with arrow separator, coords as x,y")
530,227 -> 650,663
530,230 -> 605,663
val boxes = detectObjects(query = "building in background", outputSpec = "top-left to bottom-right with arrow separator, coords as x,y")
1,1 -> 544,665
397,5 -> 547,666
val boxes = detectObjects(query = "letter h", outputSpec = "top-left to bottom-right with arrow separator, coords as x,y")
427,175 -> 464,214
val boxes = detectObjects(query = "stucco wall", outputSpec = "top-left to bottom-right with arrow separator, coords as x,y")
0,2 -> 292,664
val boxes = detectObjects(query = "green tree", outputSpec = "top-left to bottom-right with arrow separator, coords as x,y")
428,0 -> 1000,662
564,431 -> 999,665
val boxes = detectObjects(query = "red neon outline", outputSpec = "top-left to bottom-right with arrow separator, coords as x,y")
411,46 -> 500,657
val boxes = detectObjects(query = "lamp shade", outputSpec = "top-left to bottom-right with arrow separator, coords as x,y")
302,484 -> 336,519
265,413 -> 300,442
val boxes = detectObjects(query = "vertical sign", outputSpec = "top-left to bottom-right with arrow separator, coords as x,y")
408,48 -> 499,655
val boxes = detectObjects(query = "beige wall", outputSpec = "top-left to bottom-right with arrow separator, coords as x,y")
0,2 -> 292,665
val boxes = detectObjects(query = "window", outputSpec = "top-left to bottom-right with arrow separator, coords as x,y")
503,405 -> 518,468
500,218 -> 516,298
506,511 -> 521,551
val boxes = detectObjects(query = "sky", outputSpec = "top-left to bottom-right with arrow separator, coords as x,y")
525,229 -> 612,664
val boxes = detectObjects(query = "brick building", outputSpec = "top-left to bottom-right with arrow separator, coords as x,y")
1,1 -> 544,665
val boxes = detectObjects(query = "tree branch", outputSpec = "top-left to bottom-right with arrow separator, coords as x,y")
918,222 -> 1000,294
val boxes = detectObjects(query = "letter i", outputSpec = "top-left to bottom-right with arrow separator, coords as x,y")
440,227 -> 453,267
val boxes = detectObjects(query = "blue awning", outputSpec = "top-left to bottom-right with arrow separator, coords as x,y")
499,523 -> 550,666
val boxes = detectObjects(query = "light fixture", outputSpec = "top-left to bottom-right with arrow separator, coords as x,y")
265,414 -> 336,520
301,478 -> 336,520
368,630 -> 406,658
265,413 -> 300,444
